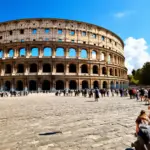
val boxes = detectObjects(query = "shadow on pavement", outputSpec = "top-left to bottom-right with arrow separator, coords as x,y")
39,131 -> 62,136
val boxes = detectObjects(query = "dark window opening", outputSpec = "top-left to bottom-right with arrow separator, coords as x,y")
56,80 -> 64,90
103,81 -> 107,89
33,39 -> 36,41
82,80 -> 88,89
110,68 -> 113,76
93,81 -> 99,89
30,64 -> 37,73
20,29 -> 24,34
0,36 -> 2,39
43,64 -> 51,72
42,80 -> 50,91
83,41 -> 86,44
4,81 -> 11,91
29,80 -> 37,91
56,64 -> 64,72
5,64 -> 11,74
10,41 -> 12,43
93,65 -> 98,74
16,80 -> 23,91
9,31 -> 12,35
102,67 -> 107,75
17,64 -> 24,73
69,80 -> 77,89
102,36 -> 105,41
81,64 -> 88,73
69,64 -> 76,73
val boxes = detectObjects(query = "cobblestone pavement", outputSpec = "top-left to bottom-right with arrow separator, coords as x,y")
0,94 -> 147,150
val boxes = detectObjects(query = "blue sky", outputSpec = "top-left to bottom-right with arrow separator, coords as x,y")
0,0 -> 150,74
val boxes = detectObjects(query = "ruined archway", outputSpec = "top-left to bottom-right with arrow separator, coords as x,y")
29,80 -> 37,91
82,80 -> 89,89
42,80 -> 50,91
56,80 -> 64,90
69,80 -> 77,89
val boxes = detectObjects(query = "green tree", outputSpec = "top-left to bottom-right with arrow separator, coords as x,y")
140,62 -> 150,85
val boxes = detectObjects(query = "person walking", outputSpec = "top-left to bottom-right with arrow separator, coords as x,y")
94,87 -> 99,102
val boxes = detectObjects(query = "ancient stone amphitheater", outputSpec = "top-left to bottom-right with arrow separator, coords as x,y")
0,18 -> 128,91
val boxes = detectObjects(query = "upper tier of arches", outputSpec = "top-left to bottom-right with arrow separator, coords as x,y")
0,19 -> 124,55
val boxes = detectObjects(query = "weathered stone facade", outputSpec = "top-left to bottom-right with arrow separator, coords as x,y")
0,18 -> 128,91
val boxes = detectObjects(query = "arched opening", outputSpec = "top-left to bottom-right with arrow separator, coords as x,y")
19,48 -> 26,56
0,50 -> 3,58
42,80 -> 50,91
43,64 -> 51,72
56,47 -> 64,57
80,49 -> 87,58
93,81 -> 99,89
16,80 -> 23,91
43,47 -> 52,56
31,47 -> 39,57
101,52 -> 105,61
56,64 -> 64,72
116,82 -> 119,89
17,64 -> 24,73
56,80 -> 64,90
102,67 -> 107,75
69,80 -> 77,89
69,64 -> 76,73
103,81 -> 107,89
110,68 -> 113,76
30,63 -> 37,73
108,54 -> 111,64
120,82 -> 123,88
4,81 -> 11,91
29,80 -> 37,91
81,64 -> 88,73
110,81 -> 114,89
92,50 -> 97,59
93,65 -> 98,74
8,49 -> 14,58
5,64 -> 11,74
82,80 -> 89,89
69,48 -> 76,57
115,69 -> 117,76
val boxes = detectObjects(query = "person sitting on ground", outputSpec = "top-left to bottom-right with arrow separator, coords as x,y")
135,110 -> 150,136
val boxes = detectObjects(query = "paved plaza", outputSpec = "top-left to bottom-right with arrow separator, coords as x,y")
0,94 -> 147,150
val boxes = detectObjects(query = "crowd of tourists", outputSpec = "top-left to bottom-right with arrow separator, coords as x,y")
0,91 -> 29,97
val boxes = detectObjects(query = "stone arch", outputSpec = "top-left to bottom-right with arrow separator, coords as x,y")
103,81 -> 107,89
69,64 -> 76,73
0,50 -> 4,58
42,80 -> 50,91
81,64 -> 88,73
56,80 -> 64,90
100,52 -> 105,61
109,68 -> 113,76
30,63 -> 37,72
93,81 -> 99,89
17,64 -> 24,73
31,47 -> 39,56
16,80 -> 23,91
5,64 -> 12,73
69,48 -> 76,57
80,49 -> 87,58
92,50 -> 97,59
8,49 -> 14,58
93,65 -> 98,74
69,80 -> 77,89
56,64 -> 64,72
82,80 -> 89,89
102,67 -> 107,75
110,81 -> 114,89
43,47 -> 52,56
116,81 -> 119,89
4,81 -> 11,91
43,63 -> 51,72
29,80 -> 37,91
56,47 -> 64,57
19,48 -> 26,56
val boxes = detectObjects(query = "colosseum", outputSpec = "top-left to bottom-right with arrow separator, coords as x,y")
0,18 -> 128,91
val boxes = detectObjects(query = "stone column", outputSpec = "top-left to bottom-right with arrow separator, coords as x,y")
1,79 -> 4,91
11,78 -> 15,91
90,79 -> 93,89
65,80 -> 69,89
52,63 -> 56,74
38,61 -> 42,74
52,47 -> 56,58
39,45 -> 43,58
88,49 -> 91,60
65,47 -> 69,58
65,63 -> 69,75
25,63 -> 29,75
12,61 -> 16,74
24,78 -> 28,91
38,78 -> 41,92
26,45 -> 30,58
77,47 -> 80,59
89,64 -> 92,75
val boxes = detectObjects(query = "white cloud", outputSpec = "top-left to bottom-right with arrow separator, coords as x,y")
114,11 -> 135,18
124,37 -> 150,74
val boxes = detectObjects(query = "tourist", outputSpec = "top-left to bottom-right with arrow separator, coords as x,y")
94,87 -> 99,102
